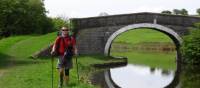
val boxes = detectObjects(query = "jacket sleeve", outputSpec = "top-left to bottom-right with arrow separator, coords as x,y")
52,37 -> 60,51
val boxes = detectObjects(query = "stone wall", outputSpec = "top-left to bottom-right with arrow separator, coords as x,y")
76,25 -> 125,54
72,12 -> 200,55
72,12 -> 200,30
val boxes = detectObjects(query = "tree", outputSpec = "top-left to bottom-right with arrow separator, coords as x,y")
181,23 -> 200,64
197,8 -> 200,15
0,0 -> 54,37
161,10 -> 172,14
99,12 -> 109,16
173,9 -> 181,15
180,9 -> 188,15
172,9 -> 188,15
51,17 -> 69,31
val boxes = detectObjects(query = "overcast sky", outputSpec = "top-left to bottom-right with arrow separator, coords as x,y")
44,0 -> 200,18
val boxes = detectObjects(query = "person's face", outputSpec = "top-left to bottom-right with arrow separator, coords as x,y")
61,28 -> 69,35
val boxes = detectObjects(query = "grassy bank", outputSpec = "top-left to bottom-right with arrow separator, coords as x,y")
0,33 -> 109,88
113,28 -> 173,44
0,56 -> 109,88
111,42 -> 175,53
111,28 -> 176,70
111,52 -> 176,70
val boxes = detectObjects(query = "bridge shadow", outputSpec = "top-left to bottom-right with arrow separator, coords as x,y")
0,53 -> 12,68
0,52 -> 35,69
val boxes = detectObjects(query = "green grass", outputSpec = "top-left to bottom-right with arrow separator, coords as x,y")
0,32 -> 104,88
111,52 -> 176,70
113,28 -> 173,44
111,28 -> 176,70
0,35 -> 32,53
0,35 -> 33,68
6,32 -> 56,58
0,57 -> 101,88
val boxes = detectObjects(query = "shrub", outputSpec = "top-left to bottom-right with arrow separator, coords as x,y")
51,17 -> 69,31
0,0 -> 54,37
181,23 -> 200,64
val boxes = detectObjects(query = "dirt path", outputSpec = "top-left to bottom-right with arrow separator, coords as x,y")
0,69 -> 6,78
0,72 -> 2,77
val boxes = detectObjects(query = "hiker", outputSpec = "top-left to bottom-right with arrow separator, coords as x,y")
51,26 -> 77,88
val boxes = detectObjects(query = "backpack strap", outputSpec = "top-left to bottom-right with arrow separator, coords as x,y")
60,37 -> 66,50
62,36 -> 74,56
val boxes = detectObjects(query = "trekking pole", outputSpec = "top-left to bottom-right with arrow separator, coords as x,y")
70,19 -> 79,82
75,55 -> 80,82
51,55 -> 54,88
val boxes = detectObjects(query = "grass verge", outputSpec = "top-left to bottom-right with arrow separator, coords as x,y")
111,51 -> 176,70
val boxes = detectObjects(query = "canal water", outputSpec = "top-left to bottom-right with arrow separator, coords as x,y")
99,62 -> 200,88
92,58 -> 200,88
110,64 -> 174,88
92,29 -> 200,88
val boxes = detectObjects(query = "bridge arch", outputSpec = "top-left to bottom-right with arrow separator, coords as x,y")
104,23 -> 182,61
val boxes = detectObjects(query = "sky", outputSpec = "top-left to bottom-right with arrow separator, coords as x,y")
44,0 -> 200,18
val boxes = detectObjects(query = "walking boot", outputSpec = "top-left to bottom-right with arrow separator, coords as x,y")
64,76 -> 69,86
58,75 -> 63,88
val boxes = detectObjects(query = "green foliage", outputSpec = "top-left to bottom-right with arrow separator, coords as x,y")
197,8 -> 200,16
173,9 -> 181,15
0,0 -> 54,37
194,23 -> 200,29
51,17 -> 69,31
180,9 -> 188,15
173,8 -> 188,15
180,65 -> 200,88
51,17 -> 77,36
182,23 -> 200,64
161,10 -> 172,14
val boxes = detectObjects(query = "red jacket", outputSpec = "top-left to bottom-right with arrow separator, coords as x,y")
54,36 -> 76,56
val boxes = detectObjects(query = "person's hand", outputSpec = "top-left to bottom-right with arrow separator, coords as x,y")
51,50 -> 56,56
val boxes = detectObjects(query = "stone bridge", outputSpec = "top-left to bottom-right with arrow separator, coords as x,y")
71,12 -> 200,60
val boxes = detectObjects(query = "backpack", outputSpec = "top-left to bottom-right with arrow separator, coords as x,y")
54,36 -> 74,56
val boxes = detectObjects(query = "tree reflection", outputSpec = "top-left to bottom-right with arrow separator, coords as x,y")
162,70 -> 171,76
150,67 -> 155,73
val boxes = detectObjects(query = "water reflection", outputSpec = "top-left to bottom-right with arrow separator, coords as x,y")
91,59 -> 200,88
110,64 -> 175,88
